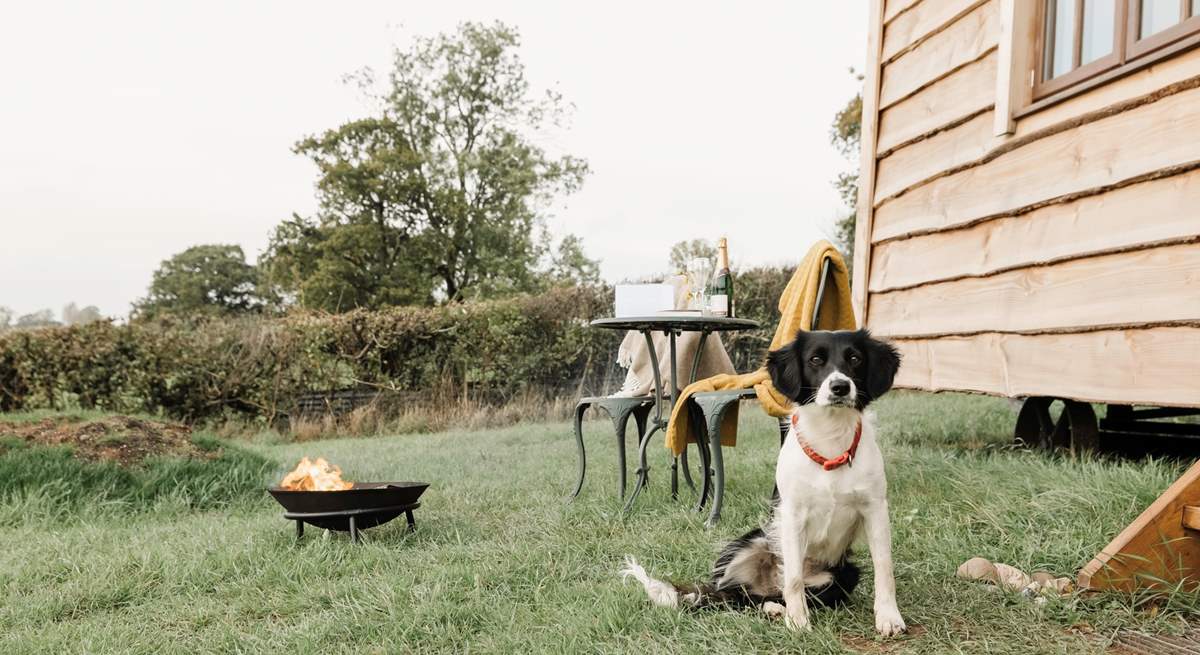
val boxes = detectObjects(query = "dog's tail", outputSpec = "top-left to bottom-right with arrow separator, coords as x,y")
619,556 -> 693,608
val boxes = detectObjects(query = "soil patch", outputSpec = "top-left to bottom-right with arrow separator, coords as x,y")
0,416 -> 212,466
841,625 -> 927,653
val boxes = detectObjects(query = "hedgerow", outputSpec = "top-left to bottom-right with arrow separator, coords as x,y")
0,268 -> 792,423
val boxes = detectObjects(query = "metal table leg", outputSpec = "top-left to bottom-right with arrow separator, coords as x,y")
668,329 -> 681,498
623,423 -> 661,513
624,330 -> 668,513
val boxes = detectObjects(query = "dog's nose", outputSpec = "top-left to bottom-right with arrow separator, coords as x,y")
830,380 -> 850,397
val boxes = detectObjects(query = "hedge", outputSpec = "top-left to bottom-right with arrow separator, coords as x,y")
0,268 -> 793,423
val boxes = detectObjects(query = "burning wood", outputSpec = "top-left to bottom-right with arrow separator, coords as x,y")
280,456 -> 353,491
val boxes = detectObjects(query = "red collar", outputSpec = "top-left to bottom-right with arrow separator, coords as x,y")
791,414 -> 862,471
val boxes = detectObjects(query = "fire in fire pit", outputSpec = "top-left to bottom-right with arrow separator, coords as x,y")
280,456 -> 353,491
268,457 -> 428,543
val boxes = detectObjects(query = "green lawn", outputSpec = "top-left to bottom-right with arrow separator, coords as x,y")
1,392 -> 1195,654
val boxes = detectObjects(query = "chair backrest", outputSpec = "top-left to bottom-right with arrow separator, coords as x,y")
808,255 -> 834,331
778,254 -> 836,446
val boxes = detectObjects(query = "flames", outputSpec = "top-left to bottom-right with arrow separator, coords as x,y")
280,456 -> 353,491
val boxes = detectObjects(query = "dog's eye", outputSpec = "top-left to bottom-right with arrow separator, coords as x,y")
848,353 -> 861,365
808,356 -> 824,366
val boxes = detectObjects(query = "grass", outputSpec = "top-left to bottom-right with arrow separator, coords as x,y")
0,431 -> 272,523
0,391 -> 1196,654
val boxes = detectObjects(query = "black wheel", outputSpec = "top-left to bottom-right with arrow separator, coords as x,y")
1015,397 -> 1098,454
1014,397 -> 1054,449
1053,399 -> 1099,455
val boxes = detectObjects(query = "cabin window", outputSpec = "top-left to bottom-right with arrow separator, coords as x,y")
1035,0 -> 1200,99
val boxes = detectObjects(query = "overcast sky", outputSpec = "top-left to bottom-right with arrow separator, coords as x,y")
0,1 -> 868,319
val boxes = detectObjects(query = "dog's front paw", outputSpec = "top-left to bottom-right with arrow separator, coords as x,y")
874,606 -> 906,637
784,604 -> 811,632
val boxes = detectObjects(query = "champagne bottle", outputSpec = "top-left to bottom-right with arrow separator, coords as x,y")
709,237 -> 733,317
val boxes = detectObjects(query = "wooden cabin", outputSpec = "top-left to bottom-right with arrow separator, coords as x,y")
853,0 -> 1200,451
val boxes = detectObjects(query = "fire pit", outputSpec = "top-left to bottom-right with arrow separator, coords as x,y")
267,457 -> 429,543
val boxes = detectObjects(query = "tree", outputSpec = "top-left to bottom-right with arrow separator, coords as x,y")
136,244 -> 260,318
15,309 -> 58,329
830,76 -> 863,266
668,239 -> 717,274
0,306 -> 12,332
62,302 -> 102,326
261,22 -> 588,309
541,234 -> 601,287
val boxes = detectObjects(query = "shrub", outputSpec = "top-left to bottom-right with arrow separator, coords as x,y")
0,268 -> 797,424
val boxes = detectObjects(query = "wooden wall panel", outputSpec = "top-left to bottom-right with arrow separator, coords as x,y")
876,50 -> 996,156
884,0 -> 921,25
875,110 -> 994,202
870,170 -> 1200,292
869,243 -> 1200,338
852,0 -> 888,327
891,327 -> 1200,406
872,83 -> 1200,243
881,0 -> 988,62
878,0 -> 1000,108
874,41 -> 1200,211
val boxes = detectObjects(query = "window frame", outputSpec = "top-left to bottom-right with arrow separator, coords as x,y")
1126,0 -> 1200,58
1035,0 -> 1125,98
1031,0 -> 1200,103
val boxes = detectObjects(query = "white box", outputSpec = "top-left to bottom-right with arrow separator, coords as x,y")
614,284 -> 675,317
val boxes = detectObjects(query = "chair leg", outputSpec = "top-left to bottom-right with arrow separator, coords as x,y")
690,396 -> 734,527
691,402 -> 713,513
671,453 -> 679,500
611,411 -> 632,501
773,417 -> 790,502
680,443 -> 696,491
705,406 -> 729,528
569,403 -> 589,500
632,405 -> 652,492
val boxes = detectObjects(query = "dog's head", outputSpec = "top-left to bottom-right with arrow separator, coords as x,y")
765,329 -> 901,410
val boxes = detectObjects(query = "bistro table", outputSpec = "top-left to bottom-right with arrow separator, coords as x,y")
588,314 -> 760,514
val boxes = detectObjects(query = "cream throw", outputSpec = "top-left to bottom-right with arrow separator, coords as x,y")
612,276 -> 736,398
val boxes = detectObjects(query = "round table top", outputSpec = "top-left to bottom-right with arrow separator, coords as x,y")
590,314 -> 760,332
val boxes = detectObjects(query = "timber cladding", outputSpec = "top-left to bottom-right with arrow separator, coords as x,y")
855,0 -> 1200,407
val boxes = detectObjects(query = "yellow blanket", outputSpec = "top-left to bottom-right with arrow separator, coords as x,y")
665,241 -> 857,455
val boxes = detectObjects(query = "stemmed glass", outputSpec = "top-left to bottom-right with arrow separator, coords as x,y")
687,257 -> 713,314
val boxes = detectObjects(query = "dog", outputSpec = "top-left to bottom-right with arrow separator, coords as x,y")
621,329 -> 906,636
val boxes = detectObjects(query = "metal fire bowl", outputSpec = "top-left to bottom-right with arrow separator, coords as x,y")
267,482 -> 429,532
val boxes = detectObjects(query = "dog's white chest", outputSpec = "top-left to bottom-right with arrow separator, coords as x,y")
774,408 -> 887,563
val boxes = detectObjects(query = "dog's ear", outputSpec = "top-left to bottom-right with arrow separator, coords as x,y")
766,332 -> 807,401
859,330 -> 901,400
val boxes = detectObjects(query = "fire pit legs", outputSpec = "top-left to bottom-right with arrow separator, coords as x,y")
278,501 -> 421,543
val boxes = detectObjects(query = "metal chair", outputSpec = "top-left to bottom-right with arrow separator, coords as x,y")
569,396 -> 655,501
689,255 -> 834,525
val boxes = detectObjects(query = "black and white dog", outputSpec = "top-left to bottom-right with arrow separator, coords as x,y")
621,329 -> 906,636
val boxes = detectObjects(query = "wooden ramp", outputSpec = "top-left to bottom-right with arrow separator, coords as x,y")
1079,459 -> 1200,592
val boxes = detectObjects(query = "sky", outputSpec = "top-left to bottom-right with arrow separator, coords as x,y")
0,1 -> 868,319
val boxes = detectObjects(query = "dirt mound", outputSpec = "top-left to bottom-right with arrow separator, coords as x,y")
0,416 -> 213,466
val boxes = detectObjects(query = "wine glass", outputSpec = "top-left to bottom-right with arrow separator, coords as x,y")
687,257 -> 713,313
